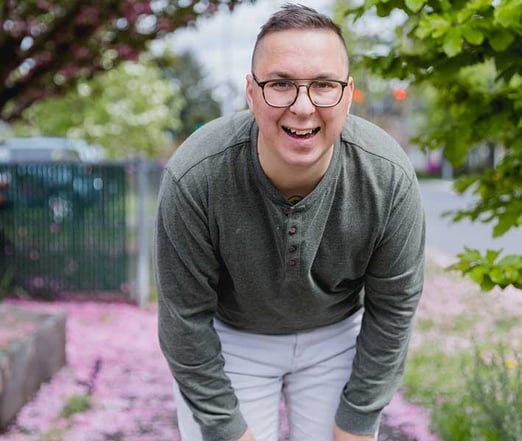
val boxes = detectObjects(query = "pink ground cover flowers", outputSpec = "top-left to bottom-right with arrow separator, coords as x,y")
0,297 -> 439,441
1,300 -> 177,441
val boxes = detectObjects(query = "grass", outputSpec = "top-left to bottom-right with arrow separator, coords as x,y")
494,316 -> 521,334
39,428 -> 67,441
60,394 -> 92,419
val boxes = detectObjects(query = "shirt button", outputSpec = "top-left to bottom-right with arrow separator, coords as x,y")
288,259 -> 297,267
288,245 -> 297,253
288,226 -> 297,235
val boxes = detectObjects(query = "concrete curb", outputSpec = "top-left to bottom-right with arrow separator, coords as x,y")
0,306 -> 66,429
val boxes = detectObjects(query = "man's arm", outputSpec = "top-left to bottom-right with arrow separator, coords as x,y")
335,174 -> 426,434
237,428 -> 257,441
155,169 -> 248,441
334,426 -> 376,441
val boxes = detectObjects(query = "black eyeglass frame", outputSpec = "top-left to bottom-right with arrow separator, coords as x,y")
251,73 -> 349,108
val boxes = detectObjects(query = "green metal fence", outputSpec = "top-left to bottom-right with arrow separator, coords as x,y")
0,163 -> 130,298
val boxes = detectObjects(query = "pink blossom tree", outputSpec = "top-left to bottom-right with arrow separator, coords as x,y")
0,0 -> 247,121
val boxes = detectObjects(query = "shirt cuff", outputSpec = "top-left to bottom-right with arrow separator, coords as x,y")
335,401 -> 382,436
200,411 -> 248,441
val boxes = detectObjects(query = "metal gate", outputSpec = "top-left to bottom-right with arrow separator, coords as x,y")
0,162 -> 130,298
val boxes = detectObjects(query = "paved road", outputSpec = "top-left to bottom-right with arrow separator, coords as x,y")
419,180 -> 522,259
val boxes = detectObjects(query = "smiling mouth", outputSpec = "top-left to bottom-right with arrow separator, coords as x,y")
283,126 -> 320,139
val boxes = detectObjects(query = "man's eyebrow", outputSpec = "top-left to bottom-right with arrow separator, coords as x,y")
263,71 -> 292,79
263,72 -> 342,80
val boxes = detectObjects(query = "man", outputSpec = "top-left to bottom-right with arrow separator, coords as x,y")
154,4 -> 425,441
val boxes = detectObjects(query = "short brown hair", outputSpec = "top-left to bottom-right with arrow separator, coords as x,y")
251,3 -> 349,70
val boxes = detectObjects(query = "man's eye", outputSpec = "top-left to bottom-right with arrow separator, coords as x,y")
312,81 -> 336,89
268,81 -> 294,90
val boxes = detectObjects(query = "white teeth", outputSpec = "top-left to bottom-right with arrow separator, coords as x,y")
289,128 -> 314,136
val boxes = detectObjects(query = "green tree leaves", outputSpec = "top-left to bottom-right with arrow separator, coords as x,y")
13,49 -> 222,158
15,56 -> 178,158
341,0 -> 522,291
494,0 -> 522,29
405,0 -> 426,13
0,0 -> 247,121
450,248 -> 522,291
443,28 -> 463,57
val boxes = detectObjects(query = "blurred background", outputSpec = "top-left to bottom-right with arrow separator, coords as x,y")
0,1 -> 521,440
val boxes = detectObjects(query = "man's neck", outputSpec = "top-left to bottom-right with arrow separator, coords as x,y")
257,144 -> 334,198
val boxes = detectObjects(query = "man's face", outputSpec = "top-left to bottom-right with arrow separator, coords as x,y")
246,29 -> 353,170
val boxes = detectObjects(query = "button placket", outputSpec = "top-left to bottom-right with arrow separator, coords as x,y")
285,210 -> 301,269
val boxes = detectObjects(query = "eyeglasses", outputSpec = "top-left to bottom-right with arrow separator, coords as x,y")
252,73 -> 349,108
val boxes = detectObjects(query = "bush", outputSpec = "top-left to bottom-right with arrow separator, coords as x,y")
463,345 -> 522,440
411,344 -> 522,441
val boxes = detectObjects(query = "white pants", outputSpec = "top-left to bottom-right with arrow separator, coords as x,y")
174,311 -> 366,441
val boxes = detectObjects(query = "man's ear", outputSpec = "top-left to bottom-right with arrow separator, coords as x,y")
245,73 -> 255,112
346,76 -> 355,116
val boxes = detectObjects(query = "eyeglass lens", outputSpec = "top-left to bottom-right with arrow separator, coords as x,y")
263,80 -> 343,107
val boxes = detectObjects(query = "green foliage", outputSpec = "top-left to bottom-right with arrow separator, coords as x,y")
60,393 -> 91,418
431,394 -> 500,441
15,56 -> 179,159
449,247 -> 522,291
450,151 -> 522,237
0,266 -> 14,301
333,0 -> 413,121
153,47 -> 223,143
463,345 -> 522,440
40,428 -> 67,441
403,350 -> 469,406
404,344 -> 522,441
341,0 -> 522,290
13,48 -> 222,158
0,0 -> 248,121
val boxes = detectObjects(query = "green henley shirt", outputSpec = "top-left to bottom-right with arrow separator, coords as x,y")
155,110 -> 426,440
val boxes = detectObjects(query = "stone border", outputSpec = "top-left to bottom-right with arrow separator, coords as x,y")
0,306 -> 66,429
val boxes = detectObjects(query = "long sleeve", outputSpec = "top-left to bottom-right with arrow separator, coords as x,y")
154,111 -> 427,438
335,173 -> 426,435
154,169 -> 248,441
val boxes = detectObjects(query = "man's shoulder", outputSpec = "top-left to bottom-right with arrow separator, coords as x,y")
341,115 -> 412,171
165,111 -> 254,179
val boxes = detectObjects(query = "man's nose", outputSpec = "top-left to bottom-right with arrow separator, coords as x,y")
290,85 -> 315,113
